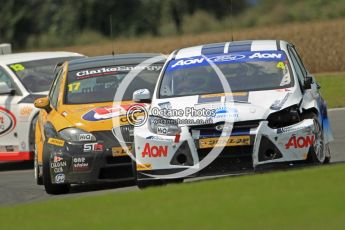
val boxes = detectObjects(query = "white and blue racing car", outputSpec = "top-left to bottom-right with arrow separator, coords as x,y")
131,40 -> 333,187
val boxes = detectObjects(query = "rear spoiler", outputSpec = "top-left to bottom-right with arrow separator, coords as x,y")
0,44 -> 12,55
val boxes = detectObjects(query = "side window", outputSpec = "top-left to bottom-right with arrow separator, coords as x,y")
49,69 -> 64,109
288,47 -> 305,87
0,67 -> 14,88
290,47 -> 308,77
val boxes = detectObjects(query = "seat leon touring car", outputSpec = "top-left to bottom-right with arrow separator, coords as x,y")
34,53 -> 165,194
132,40 -> 333,187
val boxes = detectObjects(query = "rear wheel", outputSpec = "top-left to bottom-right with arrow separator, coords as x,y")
42,145 -> 70,194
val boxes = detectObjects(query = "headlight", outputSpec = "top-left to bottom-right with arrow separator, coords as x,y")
267,105 -> 300,129
148,116 -> 181,136
59,128 -> 96,142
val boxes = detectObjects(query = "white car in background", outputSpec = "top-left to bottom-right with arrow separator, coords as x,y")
0,51 -> 84,161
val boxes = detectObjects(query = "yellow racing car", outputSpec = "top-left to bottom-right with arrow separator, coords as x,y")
34,53 -> 165,194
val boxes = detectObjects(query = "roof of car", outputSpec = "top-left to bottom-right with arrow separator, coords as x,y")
68,53 -> 166,71
0,51 -> 83,65
173,40 -> 288,59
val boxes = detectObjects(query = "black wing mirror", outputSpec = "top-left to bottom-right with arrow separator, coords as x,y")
303,76 -> 313,90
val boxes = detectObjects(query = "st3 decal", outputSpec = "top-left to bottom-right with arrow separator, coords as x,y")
0,107 -> 16,137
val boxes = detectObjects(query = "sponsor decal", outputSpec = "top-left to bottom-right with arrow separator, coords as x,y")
0,145 -> 18,152
72,157 -> 90,171
285,135 -> 315,149
167,51 -> 286,72
197,92 -> 249,104
215,124 -> 233,132
141,143 -> 168,158
75,66 -> 162,79
146,136 -> 173,142
171,57 -> 204,68
270,93 -> 291,110
79,133 -> 93,141
19,106 -> 33,117
83,143 -> 104,152
9,63 -> 25,72
112,145 -> 132,157
82,105 -> 126,121
249,52 -> 282,59
214,107 -> 239,119
51,160 -> 67,172
5,145 -> 14,152
208,54 -> 246,62
48,138 -> 65,147
0,107 -> 16,137
51,161 -> 67,168
51,155 -> 67,173
83,104 -> 144,122
136,163 -> 152,171
199,136 -> 250,149
277,125 -> 312,134
55,174 -> 65,184
157,126 -> 169,135
53,156 -> 63,163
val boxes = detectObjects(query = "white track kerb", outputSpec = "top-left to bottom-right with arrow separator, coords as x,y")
112,54 -> 236,179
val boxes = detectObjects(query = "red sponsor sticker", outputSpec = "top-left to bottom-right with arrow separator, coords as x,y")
141,143 -> 168,158
285,135 -> 315,149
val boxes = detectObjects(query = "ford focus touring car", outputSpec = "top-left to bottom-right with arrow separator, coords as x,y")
132,40 -> 333,187
34,53 -> 165,194
0,52 -> 84,162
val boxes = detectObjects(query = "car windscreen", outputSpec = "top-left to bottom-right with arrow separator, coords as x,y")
65,64 -> 163,104
8,57 -> 82,93
159,51 -> 293,98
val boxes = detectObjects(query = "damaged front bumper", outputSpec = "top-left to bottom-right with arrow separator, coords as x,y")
134,118 -> 317,180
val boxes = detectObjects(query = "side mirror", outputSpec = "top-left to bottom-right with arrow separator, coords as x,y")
34,97 -> 51,113
133,89 -> 151,103
0,82 -> 15,95
303,76 -> 313,90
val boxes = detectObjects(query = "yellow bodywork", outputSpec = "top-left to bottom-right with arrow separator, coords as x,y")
35,63 -> 133,164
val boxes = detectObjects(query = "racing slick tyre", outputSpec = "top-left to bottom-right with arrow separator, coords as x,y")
131,147 -> 183,189
137,178 -> 184,189
137,179 -> 165,189
42,145 -> 70,194
31,117 -> 43,185
323,143 -> 331,164
34,145 -> 43,185
131,156 -> 165,189
303,112 -> 327,164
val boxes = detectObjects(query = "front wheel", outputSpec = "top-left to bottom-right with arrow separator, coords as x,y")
304,112 -> 326,164
42,145 -> 70,194
34,146 -> 43,185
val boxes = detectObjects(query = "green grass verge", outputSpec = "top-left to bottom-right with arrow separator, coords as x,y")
316,72 -> 345,108
1,164 -> 345,229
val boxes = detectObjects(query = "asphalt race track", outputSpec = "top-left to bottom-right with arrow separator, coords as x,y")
1,109 -> 344,206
